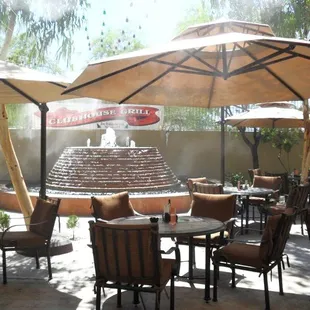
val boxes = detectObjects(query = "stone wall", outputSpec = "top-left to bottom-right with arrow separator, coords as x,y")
0,129 -> 303,184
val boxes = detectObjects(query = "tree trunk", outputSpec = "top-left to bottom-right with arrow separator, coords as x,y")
301,99 -> 310,184
239,128 -> 261,169
0,10 -> 16,60
250,145 -> 260,168
0,104 -> 33,225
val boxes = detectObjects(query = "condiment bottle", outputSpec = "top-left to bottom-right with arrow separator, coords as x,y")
170,203 -> 177,226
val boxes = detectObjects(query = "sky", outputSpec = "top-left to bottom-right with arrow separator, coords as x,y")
70,0 -> 202,72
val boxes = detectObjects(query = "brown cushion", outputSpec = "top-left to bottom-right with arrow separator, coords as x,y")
187,177 -> 207,193
30,198 -> 59,239
259,214 -> 283,263
214,243 -> 262,268
0,231 -> 46,248
91,192 -> 135,221
268,204 -> 286,215
191,192 -> 236,223
177,231 -> 230,246
253,175 -> 282,190
194,182 -> 223,194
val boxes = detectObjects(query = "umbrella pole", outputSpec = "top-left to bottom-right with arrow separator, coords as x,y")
301,99 -> 310,184
0,104 -> 33,224
39,103 -> 48,199
220,107 -> 225,185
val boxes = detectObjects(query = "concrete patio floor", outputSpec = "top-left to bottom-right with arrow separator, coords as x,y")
0,212 -> 309,310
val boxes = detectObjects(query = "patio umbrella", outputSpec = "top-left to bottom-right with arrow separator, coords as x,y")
172,19 -> 275,41
225,102 -> 304,128
172,20 -> 276,183
63,31 -> 310,183
63,32 -> 310,108
0,60 -> 74,218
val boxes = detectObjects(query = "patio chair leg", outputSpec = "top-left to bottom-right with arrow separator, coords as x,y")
278,262 -> 284,295
2,249 -> 7,284
46,248 -> 52,280
263,272 -> 270,310
231,267 -> 236,288
96,284 -> 101,310
170,274 -> 175,310
212,263 -> 218,302
133,287 -> 139,305
155,292 -> 161,310
35,250 -> 40,269
117,288 -> 122,308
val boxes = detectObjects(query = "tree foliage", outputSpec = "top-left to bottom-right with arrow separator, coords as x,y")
0,0 -> 90,65
90,29 -> 144,60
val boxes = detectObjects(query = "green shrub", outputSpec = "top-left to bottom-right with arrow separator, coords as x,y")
0,211 -> 10,232
66,215 -> 79,240
226,172 -> 245,187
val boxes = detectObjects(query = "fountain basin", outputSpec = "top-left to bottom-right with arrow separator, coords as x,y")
0,189 -> 191,216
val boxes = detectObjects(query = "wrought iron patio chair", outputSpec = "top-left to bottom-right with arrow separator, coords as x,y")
175,192 -> 236,278
186,177 -> 207,198
0,197 -> 61,284
89,220 -> 178,310
213,209 -> 295,310
263,183 -> 310,235
249,175 -> 282,232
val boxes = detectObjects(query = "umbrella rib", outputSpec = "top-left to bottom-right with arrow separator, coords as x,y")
228,44 -> 295,77
1,79 -> 40,106
236,45 -> 304,100
240,55 -> 296,75
251,40 -> 310,61
62,51 -> 176,94
184,50 -> 222,74
171,69 -> 220,76
153,59 -> 216,75
233,22 -> 274,36
119,54 -> 193,104
49,82 -> 68,88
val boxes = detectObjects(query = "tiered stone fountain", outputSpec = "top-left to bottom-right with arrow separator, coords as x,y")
0,129 -> 190,216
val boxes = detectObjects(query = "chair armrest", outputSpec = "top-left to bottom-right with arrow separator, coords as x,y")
133,210 -> 144,217
223,217 -> 238,226
160,246 -> 180,276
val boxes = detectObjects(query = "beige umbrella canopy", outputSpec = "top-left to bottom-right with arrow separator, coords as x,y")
0,60 -> 74,220
63,32 -> 310,108
172,19 -> 275,41
0,60 -> 73,104
225,102 -> 304,128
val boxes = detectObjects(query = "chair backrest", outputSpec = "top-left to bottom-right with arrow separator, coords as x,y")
194,182 -> 223,194
191,192 -> 236,224
259,209 -> 295,265
30,197 -> 61,239
285,183 -> 310,212
265,172 -> 289,195
186,177 -> 207,197
248,168 -> 262,183
253,175 -> 282,200
91,191 -> 135,221
89,221 -> 161,285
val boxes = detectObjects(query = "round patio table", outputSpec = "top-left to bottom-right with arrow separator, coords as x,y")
224,186 -> 275,234
109,215 -> 225,302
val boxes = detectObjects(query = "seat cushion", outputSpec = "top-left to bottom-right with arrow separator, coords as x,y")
0,231 -> 47,248
214,243 -> 263,269
268,204 -> 286,215
177,231 -> 230,246
91,191 -> 135,221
